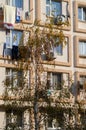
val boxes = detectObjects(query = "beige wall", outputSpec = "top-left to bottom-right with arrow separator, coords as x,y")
0,109 -> 6,130
0,31 -> 6,56
0,68 -> 5,95
0,0 -> 5,6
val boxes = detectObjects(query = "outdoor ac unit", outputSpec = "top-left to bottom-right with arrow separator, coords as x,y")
54,15 -> 66,25
41,53 -> 47,61
47,52 -> 56,61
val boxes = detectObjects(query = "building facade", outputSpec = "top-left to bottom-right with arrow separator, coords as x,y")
0,0 -> 86,130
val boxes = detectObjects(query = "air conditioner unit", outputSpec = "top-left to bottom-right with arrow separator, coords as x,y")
54,15 -> 66,25
41,53 -> 47,61
47,52 -> 56,61
41,52 -> 56,61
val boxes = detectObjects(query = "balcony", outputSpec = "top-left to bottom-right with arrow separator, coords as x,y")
0,4 -> 32,30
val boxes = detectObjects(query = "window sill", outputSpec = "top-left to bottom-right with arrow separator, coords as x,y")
0,55 -> 11,60
21,19 -> 33,24
57,53 -> 63,56
78,19 -> 86,23
79,55 -> 86,58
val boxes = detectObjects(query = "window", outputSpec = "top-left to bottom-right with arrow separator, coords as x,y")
78,7 -> 86,21
46,0 -> 61,17
12,30 -> 23,46
79,41 -> 86,56
5,68 -> 29,88
47,112 -> 63,129
3,30 -> 22,59
6,68 -> 23,88
47,72 -> 62,90
79,75 -> 86,90
6,110 -> 22,128
7,0 -> 23,8
6,30 -> 23,48
47,118 -> 57,128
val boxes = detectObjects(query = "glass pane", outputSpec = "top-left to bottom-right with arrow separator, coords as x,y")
79,41 -> 83,55
79,41 -> 86,56
12,0 -> 23,8
78,7 -> 82,20
52,73 -> 62,89
54,44 -> 62,55
17,71 -> 23,87
51,1 -> 61,17
46,0 -> 50,5
83,8 -> 86,20
83,42 -> 86,55
12,31 -> 22,46
46,6 -> 50,16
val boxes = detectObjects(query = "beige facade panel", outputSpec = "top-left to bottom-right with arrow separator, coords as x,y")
74,36 -> 86,68
42,35 -> 71,67
74,1 -> 86,33
36,0 -> 71,31
0,110 -> 6,130
0,31 -> 6,56
0,68 -> 5,95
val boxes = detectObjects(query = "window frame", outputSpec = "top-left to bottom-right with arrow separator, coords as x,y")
6,0 -> 23,9
79,40 -> 86,56
5,68 -> 30,88
79,75 -> 86,90
6,30 -> 23,49
78,7 -> 86,21
5,68 -> 24,88
6,109 -> 22,127
47,72 -> 63,90
54,44 -> 63,55
46,0 -> 62,17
